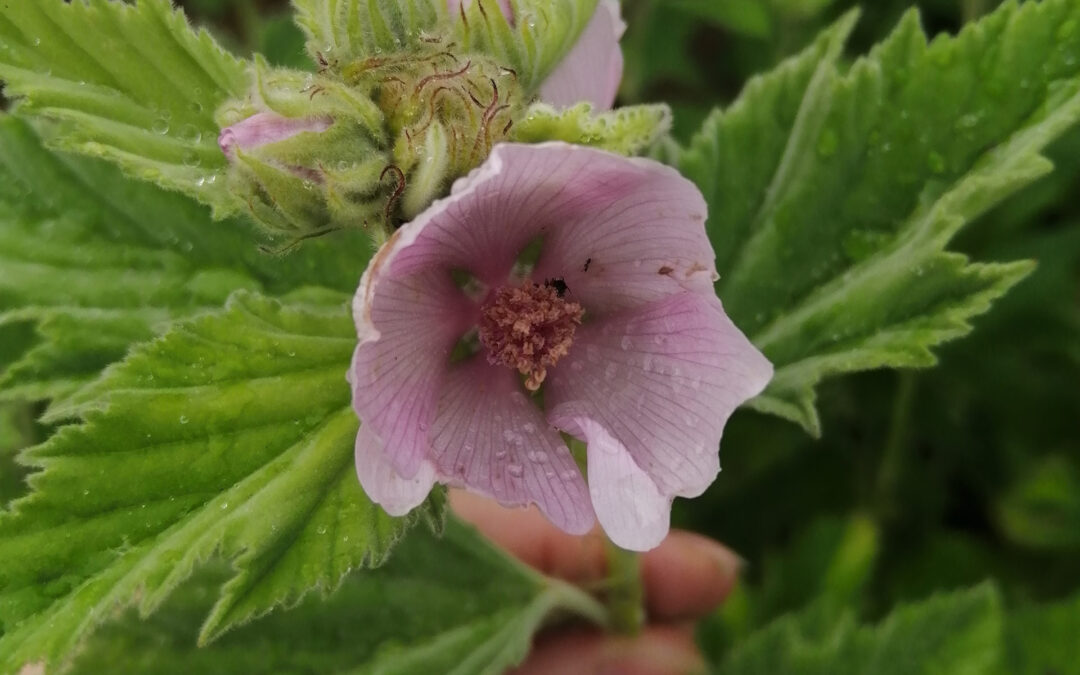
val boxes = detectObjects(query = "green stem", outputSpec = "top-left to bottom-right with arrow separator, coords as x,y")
875,371 -> 917,522
603,537 -> 645,636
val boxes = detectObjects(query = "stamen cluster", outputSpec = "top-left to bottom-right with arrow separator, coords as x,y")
478,282 -> 584,391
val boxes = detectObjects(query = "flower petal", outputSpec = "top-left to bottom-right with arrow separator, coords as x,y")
218,112 -> 332,157
529,148 -> 714,318
350,266 -> 476,477
577,417 -> 670,551
355,424 -> 437,516
429,357 -> 594,535
545,292 -> 772,501
538,0 -> 625,111
388,143 -> 683,287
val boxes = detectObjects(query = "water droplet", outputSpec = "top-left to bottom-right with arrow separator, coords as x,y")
620,336 -> 632,350
179,415 -> 189,424
528,450 -> 548,463
571,361 -> 584,372
522,422 -> 536,433
418,421 -> 429,431
604,363 -> 617,380
178,124 -> 201,143
151,118 -> 170,135
220,501 -> 229,510
507,463 -> 524,478
653,335 -> 666,346
317,525 -> 327,534
33,37 -> 41,46
182,150 -> 201,167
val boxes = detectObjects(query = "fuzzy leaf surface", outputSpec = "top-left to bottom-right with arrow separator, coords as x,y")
0,0 -> 248,211
716,584 -> 1003,675
679,2 -> 1080,433
0,291 -> 441,671
0,115 -> 373,407
67,519 -> 602,675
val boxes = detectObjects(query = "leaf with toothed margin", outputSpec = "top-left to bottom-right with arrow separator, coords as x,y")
67,518 -> 607,675
0,291 -> 445,672
677,2 -> 1080,434
0,114 -> 375,408
0,0 -> 249,212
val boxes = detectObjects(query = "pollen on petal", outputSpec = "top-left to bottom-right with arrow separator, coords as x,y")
478,282 -> 583,391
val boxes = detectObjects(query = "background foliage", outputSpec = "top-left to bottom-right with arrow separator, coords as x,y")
1,0 -> 1078,673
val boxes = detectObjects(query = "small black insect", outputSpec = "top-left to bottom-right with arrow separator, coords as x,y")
582,257 -> 592,273
544,277 -> 569,298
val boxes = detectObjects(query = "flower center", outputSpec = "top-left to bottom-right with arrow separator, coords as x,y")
478,281 -> 584,391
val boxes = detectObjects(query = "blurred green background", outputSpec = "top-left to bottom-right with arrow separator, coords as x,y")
3,0 -> 1078,669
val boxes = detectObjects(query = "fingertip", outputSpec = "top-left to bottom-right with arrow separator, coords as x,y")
511,626 -> 704,675
642,531 -> 742,621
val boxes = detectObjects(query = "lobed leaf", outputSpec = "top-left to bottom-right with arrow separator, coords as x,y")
0,291 -> 443,671
0,0 -> 249,212
716,584 -> 1004,675
679,1 -> 1080,434
0,115 -> 374,408
66,518 -> 604,675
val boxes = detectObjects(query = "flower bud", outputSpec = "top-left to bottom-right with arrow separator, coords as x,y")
216,60 -> 395,241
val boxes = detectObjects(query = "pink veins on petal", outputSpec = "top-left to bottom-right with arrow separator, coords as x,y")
349,143 -> 772,551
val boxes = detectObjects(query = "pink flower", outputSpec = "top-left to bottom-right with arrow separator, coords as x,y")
217,112 -> 332,157
349,143 -> 772,551
449,0 -> 625,111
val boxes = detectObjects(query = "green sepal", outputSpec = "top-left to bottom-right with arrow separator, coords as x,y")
512,102 -> 672,155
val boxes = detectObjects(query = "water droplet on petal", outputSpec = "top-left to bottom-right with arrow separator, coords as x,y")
507,463 -> 524,478
522,422 -> 536,433
604,363 -> 617,380
620,336 -> 632,350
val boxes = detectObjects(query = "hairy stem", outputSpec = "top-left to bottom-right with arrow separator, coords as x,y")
603,538 -> 645,635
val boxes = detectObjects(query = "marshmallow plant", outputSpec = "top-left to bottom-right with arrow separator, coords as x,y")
1,0 -> 1079,672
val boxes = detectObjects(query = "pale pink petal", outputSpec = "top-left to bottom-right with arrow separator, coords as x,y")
350,266 -> 477,477
530,148 -> 714,318
429,358 -> 593,534
387,143 -> 674,287
538,0 -> 625,110
218,112 -> 332,157
576,417 -> 670,551
545,292 -> 772,502
447,0 -> 513,22
355,424 -> 438,516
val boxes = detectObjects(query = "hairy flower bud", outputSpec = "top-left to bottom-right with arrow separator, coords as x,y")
216,60 -> 396,242
217,40 -> 526,242
340,44 -> 525,217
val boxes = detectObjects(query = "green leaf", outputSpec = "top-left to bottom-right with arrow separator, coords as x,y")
512,102 -> 671,155
0,115 -> 374,406
668,0 -> 773,38
1001,590 -> 1080,675
716,584 -> 1004,675
293,0 -> 442,64
996,455 -> 1080,550
0,291 -> 442,671
69,518 -> 605,675
0,0 -> 249,212
679,1 -> 1080,434
452,0 -> 601,94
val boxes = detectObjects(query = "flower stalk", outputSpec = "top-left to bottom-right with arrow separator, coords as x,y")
603,538 -> 645,635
